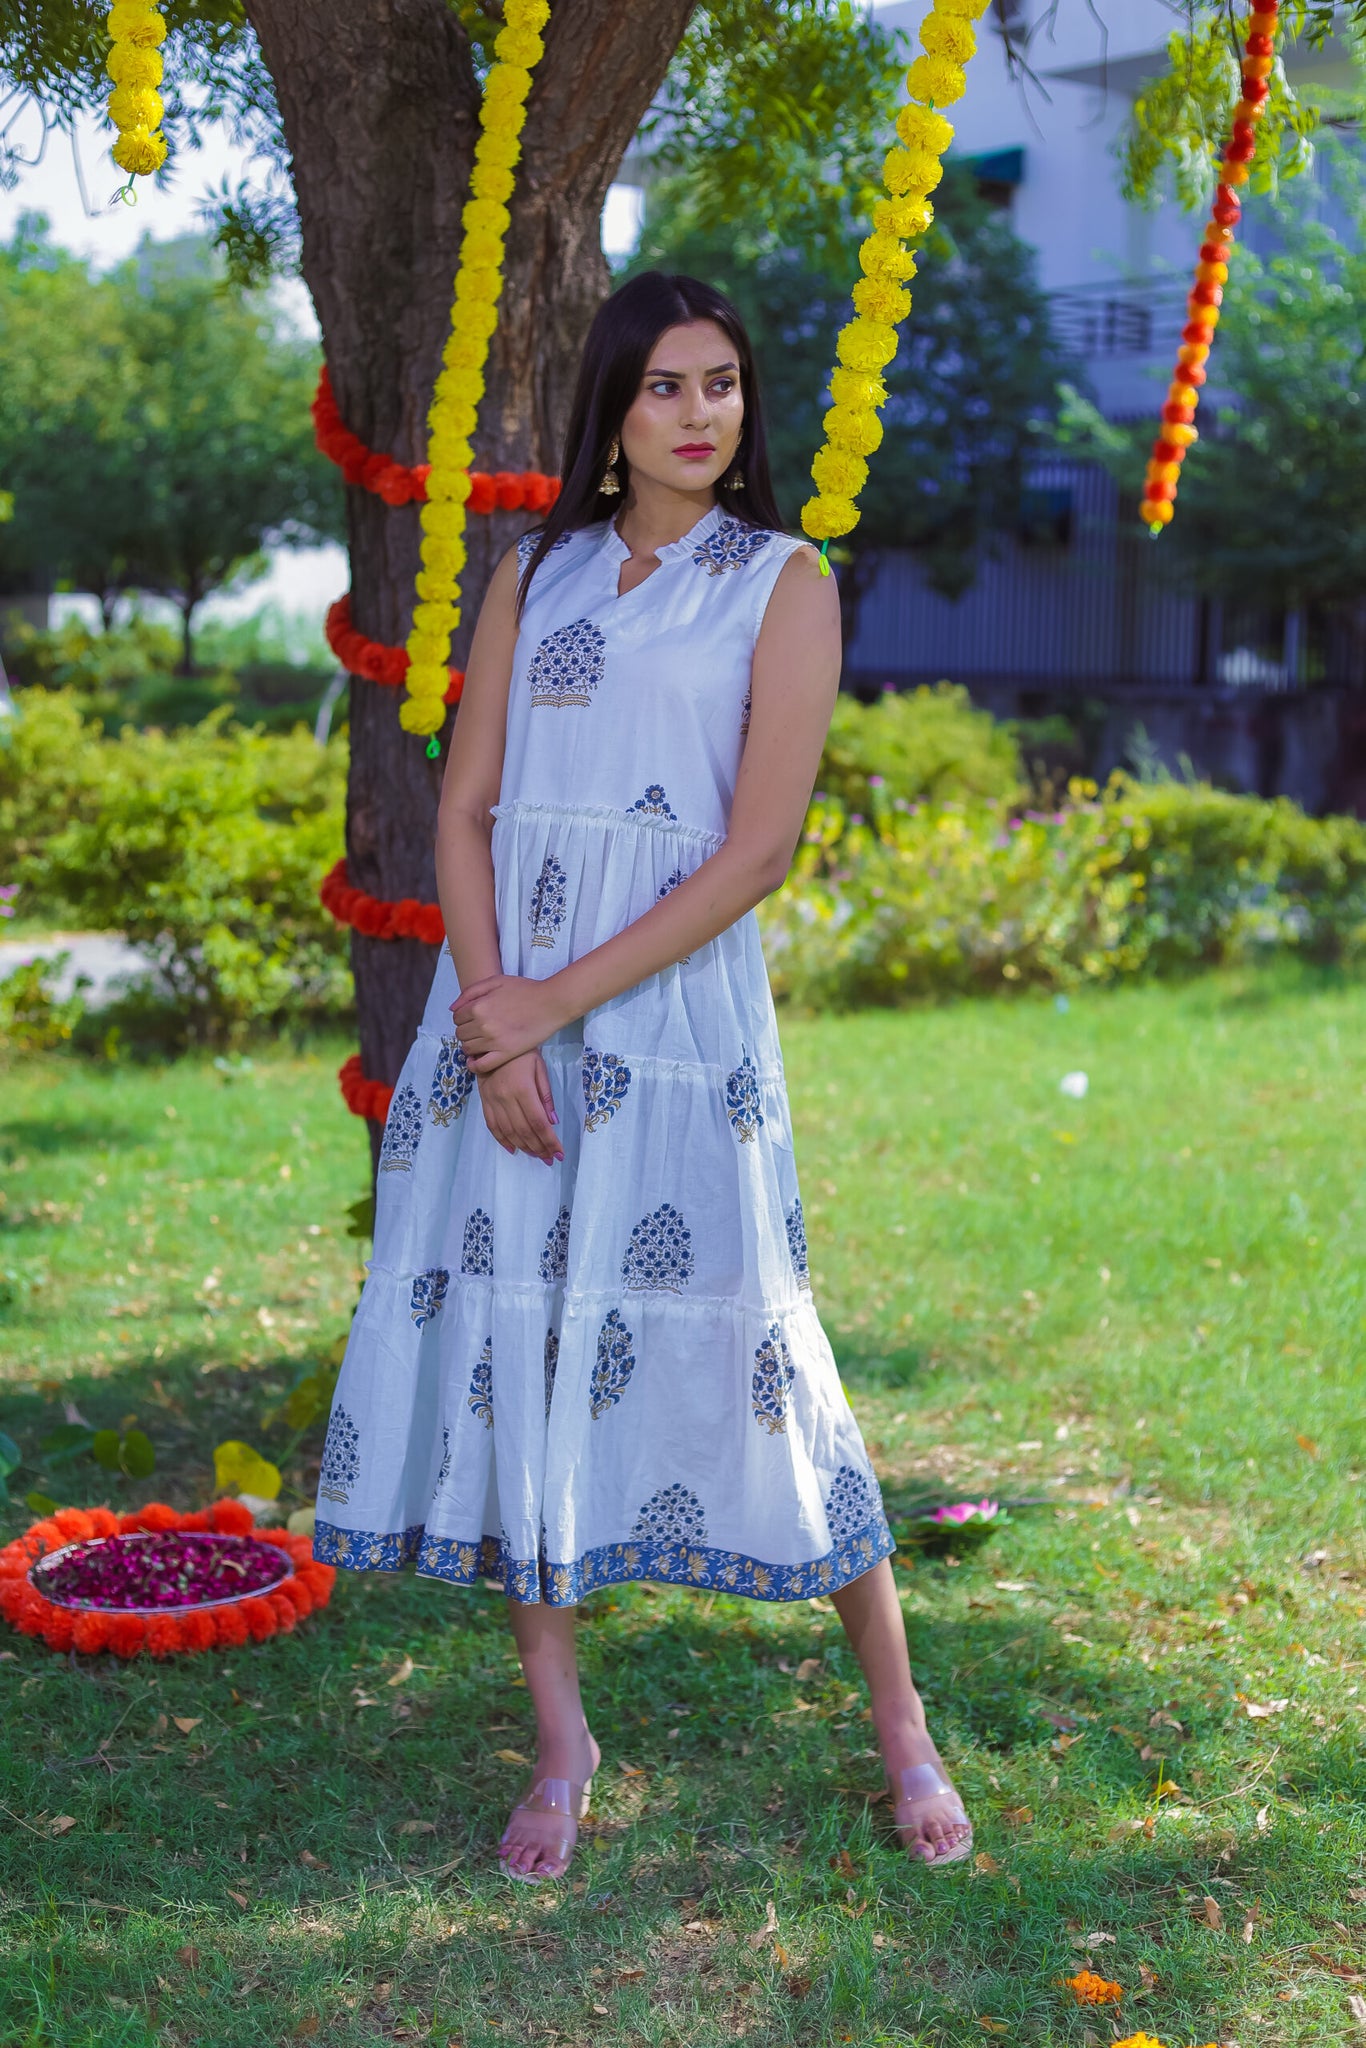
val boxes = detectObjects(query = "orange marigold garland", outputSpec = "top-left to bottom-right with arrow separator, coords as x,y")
1063,1971 -> 1124,2007
325,595 -> 464,700
0,1500 -> 336,1658
339,1054 -> 395,1125
312,368 -> 560,514
320,858 -> 445,947
1139,1 -> 1280,532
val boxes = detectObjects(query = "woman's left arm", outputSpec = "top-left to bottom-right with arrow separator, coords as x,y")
451,544 -> 841,1071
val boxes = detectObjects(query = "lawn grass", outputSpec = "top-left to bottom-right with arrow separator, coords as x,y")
1,959 -> 1363,2048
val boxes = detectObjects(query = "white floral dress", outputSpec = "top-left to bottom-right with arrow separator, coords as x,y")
313,501 -> 895,1604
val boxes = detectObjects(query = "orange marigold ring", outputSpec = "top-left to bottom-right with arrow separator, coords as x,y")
0,1500 -> 336,1657
339,1053 -> 395,1125
312,367 -> 561,515
325,595 -> 465,701
320,857 -> 445,947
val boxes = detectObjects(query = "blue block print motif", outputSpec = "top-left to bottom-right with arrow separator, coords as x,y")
432,1427 -> 451,1498
692,515 -> 773,577
468,1337 -> 494,1429
379,1082 -> 423,1174
628,783 -> 678,820
589,1308 -> 635,1419
428,1036 -> 474,1126
632,1483 -> 707,1546
740,686 -> 751,736
461,1207 -> 494,1276
785,1197 -> 810,1288
582,1047 -> 631,1132
825,1464 -> 877,1542
622,1203 -> 694,1294
319,1406 -> 361,1506
529,854 -> 568,950
516,527 -> 574,573
543,1326 -> 559,1419
527,617 -> 605,707
751,1322 -> 796,1435
657,867 -> 685,900
724,1046 -> 764,1144
539,1204 -> 571,1282
410,1267 -> 449,1329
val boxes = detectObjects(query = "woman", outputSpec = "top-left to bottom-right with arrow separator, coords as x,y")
314,270 -> 972,1883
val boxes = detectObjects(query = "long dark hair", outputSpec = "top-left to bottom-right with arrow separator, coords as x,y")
514,271 -> 787,622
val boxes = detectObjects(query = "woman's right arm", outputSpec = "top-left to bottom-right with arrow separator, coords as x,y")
435,543 -> 562,1165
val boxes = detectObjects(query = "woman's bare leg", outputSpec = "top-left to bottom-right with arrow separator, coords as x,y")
497,1600 -> 600,1879
831,1558 -> 971,1863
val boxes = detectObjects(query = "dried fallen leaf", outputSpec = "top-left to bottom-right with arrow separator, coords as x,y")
299,1849 -> 331,1869
1137,1962 -> 1160,1991
1242,1900 -> 1262,1944
829,1849 -> 859,1878
1245,1699 -> 1289,1719
1255,1803 -> 1272,1833
591,2003 -> 609,2017
995,1580 -> 1028,1593
293,2020 -> 321,2040
49,1815 -> 77,1835
1296,1434 -> 1320,1458
1199,1895 -> 1224,1931
794,1656 -> 822,1681
386,1656 -> 414,1687
785,1975 -> 812,2000
746,1899 -> 779,1949
617,1761 -> 644,1778
978,2020 -> 1009,2036
974,1852 -> 1003,1875
176,1945 -> 200,1971
492,1749 -> 530,1765
1309,1949 -> 1366,1982
773,1942 -> 791,1969
1348,1991 -> 1366,2025
1085,1932 -> 1116,1948
226,1889 -> 249,1909
398,1819 -> 436,1836
1003,1806 -> 1033,1827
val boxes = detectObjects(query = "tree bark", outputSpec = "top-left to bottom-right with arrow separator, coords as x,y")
245,0 -> 696,1171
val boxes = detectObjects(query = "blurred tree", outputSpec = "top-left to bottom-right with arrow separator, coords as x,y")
627,163 -> 1066,641
0,219 -> 340,668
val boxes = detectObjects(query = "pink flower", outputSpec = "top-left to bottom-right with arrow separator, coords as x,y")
930,1498 -> 999,1525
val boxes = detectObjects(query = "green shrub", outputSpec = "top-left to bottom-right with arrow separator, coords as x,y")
816,682 -> 1025,814
0,951 -> 90,1053
0,687 -> 349,1045
760,773 -> 1366,1009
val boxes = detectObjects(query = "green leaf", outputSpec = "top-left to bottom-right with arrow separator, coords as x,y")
344,1194 -> 375,1241
24,1491 -> 58,1516
90,1428 -> 123,1472
0,1428 -> 21,1477
281,1363 -> 339,1432
119,1429 -> 155,1479
39,1423 -> 96,1467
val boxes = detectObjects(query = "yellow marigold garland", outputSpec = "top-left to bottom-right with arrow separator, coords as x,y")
400,0 -> 551,746
105,0 -> 169,179
802,0 -> 990,569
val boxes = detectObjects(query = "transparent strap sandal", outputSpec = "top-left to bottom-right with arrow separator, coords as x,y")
498,1773 -> 593,1885
887,1761 -> 974,1868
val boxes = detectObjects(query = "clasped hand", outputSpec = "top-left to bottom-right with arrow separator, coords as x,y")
450,973 -> 565,1073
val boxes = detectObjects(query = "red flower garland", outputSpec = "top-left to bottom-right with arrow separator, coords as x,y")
0,1500 -> 336,1658
339,1053 -> 395,1124
320,857 -> 445,947
1140,1 -> 1280,530
312,366 -> 562,515
325,595 -> 465,702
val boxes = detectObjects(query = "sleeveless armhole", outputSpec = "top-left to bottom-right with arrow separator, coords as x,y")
749,533 -> 822,646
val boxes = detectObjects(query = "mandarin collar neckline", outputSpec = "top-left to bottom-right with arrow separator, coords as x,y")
599,500 -> 724,565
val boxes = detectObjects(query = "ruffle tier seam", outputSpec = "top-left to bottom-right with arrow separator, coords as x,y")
491,798 -> 725,851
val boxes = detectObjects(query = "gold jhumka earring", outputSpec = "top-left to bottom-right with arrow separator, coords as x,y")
723,464 -> 745,490
599,435 -> 622,495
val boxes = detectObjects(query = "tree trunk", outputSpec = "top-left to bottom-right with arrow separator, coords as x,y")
178,595 -> 196,677
246,0 -> 696,1172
